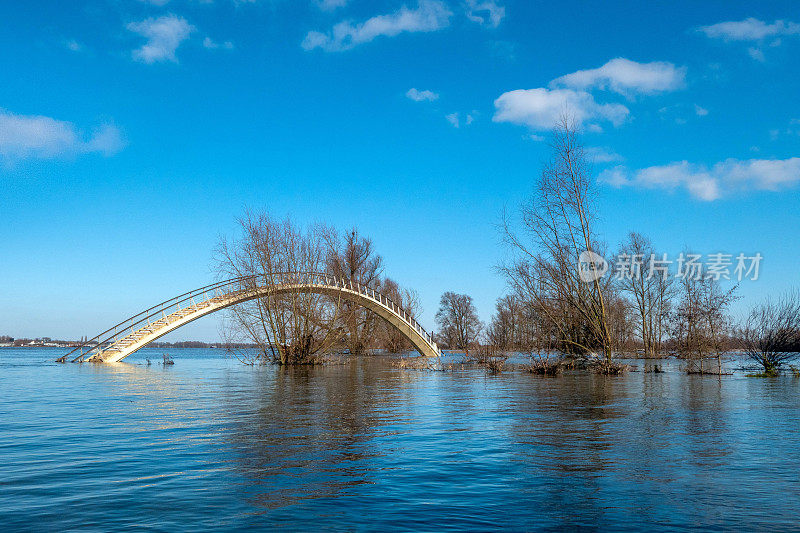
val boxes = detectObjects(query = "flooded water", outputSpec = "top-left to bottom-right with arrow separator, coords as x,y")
2,347 -> 800,531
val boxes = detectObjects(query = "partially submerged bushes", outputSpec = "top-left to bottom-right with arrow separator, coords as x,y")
471,344 -> 508,374
394,355 -> 440,371
392,347 -> 633,377
393,355 -> 463,372
526,356 -> 564,376
484,358 -> 506,374
741,291 -> 800,376
525,354 -> 629,376
592,359 -> 629,375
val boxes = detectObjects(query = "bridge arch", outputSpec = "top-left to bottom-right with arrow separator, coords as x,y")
58,273 -> 439,363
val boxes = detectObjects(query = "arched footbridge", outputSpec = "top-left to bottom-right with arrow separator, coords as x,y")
57,273 -> 440,363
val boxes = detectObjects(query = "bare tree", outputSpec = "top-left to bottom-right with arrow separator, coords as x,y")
486,295 -> 524,350
500,115 -> 613,361
474,330 -> 509,373
614,232 -> 675,357
376,277 -> 422,353
741,291 -> 800,375
502,262 -> 605,355
325,228 -> 384,355
605,290 -> 635,354
435,292 -> 482,351
215,212 -> 344,365
672,272 -> 738,374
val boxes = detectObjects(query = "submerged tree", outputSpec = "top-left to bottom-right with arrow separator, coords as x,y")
605,291 -> 635,354
325,228 -> 384,355
741,291 -> 800,375
614,232 -> 674,357
672,270 -> 738,374
435,291 -> 482,351
500,115 -> 613,362
215,212 -> 344,365
376,277 -> 422,353
486,295 -> 524,350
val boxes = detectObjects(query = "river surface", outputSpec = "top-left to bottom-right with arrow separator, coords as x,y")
1,347 -> 800,531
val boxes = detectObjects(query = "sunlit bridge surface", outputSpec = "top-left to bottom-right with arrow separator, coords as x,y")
4,348 -> 800,530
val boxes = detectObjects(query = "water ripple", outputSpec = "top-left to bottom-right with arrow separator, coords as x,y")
2,348 -> 800,530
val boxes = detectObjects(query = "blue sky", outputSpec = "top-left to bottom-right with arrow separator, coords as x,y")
1,0 -> 799,341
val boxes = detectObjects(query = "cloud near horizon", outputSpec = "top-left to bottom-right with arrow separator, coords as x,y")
0,110 -> 124,165
127,14 -> 195,64
302,0 -> 452,52
599,157 -> 800,201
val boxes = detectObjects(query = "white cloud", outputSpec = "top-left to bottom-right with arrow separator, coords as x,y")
600,162 -> 721,201
493,87 -> 628,130
747,47 -> 766,61
699,18 -> 800,61
585,146 -> 624,163
551,58 -> 686,96
599,157 -> 800,201
127,14 -> 195,64
203,37 -> 234,50
316,0 -> 348,10
774,118 -> 800,139
446,112 -> 460,127
465,0 -> 505,28
84,124 -> 125,154
406,88 -> 439,101
0,110 -> 124,164
302,0 -> 452,52
65,39 -> 83,52
659,103 -> 701,124
494,57 -> 686,132
445,112 -> 475,128
698,18 -> 800,41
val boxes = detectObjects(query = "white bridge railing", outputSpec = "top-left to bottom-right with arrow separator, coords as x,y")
58,272 -> 436,363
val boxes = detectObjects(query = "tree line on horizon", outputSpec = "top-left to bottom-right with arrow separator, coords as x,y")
439,117 -> 800,376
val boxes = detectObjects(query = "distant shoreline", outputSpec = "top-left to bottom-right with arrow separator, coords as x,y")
0,343 -> 255,349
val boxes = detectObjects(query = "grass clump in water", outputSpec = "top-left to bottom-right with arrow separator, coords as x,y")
526,356 -> 563,376
593,359 -> 629,375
